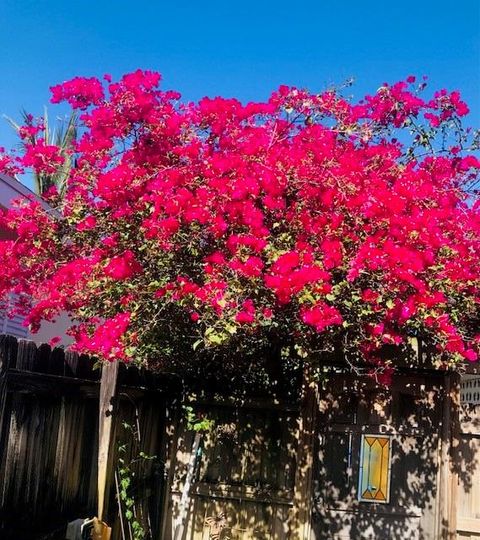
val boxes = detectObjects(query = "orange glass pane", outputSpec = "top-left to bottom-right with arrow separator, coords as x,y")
358,434 -> 391,503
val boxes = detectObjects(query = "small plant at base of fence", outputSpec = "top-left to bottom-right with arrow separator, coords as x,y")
117,422 -> 156,540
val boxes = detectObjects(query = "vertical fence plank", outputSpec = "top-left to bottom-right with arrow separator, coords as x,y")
0,335 -> 17,482
290,367 -> 317,540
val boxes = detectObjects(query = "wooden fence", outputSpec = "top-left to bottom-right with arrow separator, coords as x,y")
1,335 -> 480,539
0,335 -> 176,539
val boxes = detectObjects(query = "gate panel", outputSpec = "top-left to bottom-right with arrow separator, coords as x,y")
167,401 -> 297,540
312,374 -> 445,540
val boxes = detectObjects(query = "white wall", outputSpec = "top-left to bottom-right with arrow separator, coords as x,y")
0,174 -> 71,345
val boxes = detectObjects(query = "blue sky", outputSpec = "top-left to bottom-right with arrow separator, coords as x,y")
0,0 -> 478,165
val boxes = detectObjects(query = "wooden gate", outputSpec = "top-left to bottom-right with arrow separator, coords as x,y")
311,372 -> 453,540
166,400 -> 298,539
164,372 -> 467,540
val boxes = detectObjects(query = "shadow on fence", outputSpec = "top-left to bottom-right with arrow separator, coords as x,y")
0,335 -> 176,540
1,335 -> 479,539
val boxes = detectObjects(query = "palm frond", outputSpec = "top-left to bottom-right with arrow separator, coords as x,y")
5,108 -> 77,198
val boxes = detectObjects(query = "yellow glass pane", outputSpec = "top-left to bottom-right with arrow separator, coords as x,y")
358,434 -> 391,503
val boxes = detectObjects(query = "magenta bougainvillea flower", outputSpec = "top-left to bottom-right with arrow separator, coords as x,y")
0,70 -> 479,378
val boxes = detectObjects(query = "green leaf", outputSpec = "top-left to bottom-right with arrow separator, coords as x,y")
193,339 -> 203,351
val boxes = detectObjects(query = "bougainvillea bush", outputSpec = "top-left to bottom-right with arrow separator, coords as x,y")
1,71 -> 479,382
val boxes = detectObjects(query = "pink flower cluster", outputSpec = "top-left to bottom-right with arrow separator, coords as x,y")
22,139 -> 64,174
104,250 -> 143,281
50,76 -> 104,109
74,312 -> 132,361
0,71 -> 479,370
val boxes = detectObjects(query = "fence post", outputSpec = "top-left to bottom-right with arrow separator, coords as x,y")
290,365 -> 317,540
438,372 -> 460,539
97,361 -> 119,523
160,396 -> 182,540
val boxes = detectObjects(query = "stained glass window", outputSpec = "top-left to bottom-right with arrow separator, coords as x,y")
358,434 -> 392,503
